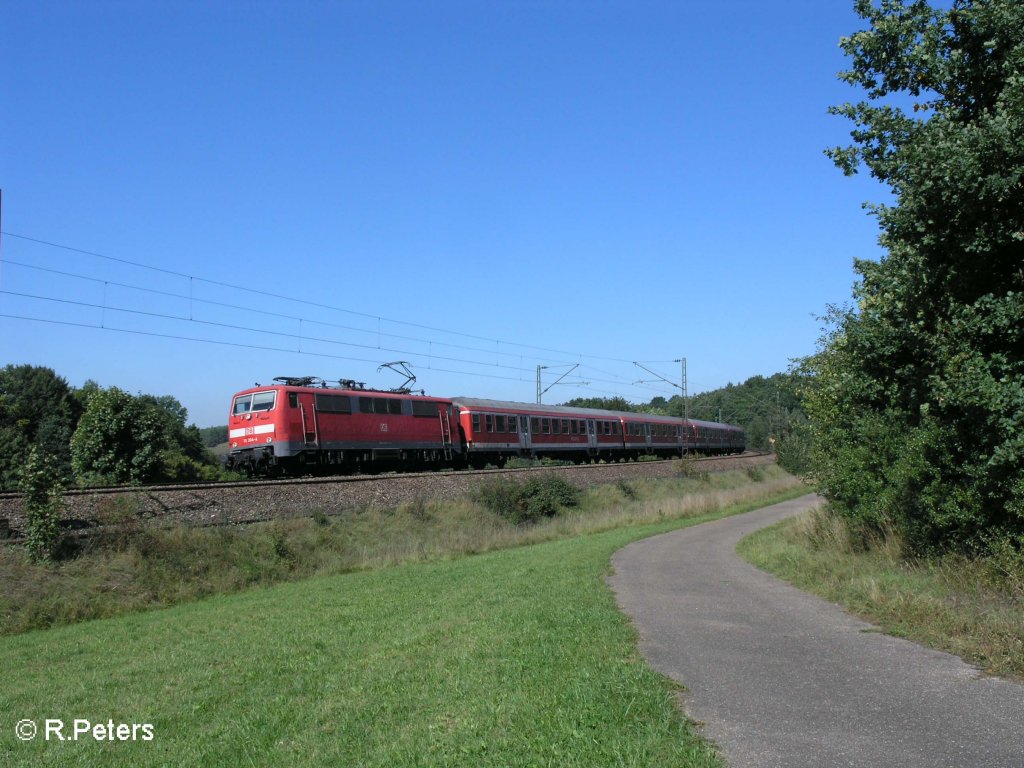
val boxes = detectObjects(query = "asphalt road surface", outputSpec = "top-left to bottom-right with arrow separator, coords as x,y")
608,494 -> 1024,767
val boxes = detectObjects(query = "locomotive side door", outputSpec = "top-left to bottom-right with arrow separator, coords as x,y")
297,392 -> 319,446
518,415 -> 531,455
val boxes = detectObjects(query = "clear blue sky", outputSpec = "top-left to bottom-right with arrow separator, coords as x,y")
1,1 -> 885,427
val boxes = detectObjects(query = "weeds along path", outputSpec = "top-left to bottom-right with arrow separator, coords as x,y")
609,495 -> 1024,768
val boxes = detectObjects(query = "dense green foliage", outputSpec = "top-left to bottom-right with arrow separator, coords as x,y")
0,364 -> 222,489
0,365 -> 79,488
71,387 -> 222,485
473,474 -> 582,524
71,387 -> 169,485
808,0 -> 1024,551
18,447 -> 64,563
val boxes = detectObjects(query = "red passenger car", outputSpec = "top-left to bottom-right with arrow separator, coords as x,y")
451,398 -> 744,465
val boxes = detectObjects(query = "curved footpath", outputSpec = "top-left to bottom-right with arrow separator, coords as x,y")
608,494 -> 1024,768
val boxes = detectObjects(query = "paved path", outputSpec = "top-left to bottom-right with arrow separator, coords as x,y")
608,494 -> 1024,767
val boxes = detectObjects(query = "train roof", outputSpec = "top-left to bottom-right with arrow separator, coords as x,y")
452,397 -> 631,419
234,383 -> 444,400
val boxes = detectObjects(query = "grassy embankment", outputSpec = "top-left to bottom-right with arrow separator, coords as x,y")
1,465 -> 797,636
1,467 -> 807,767
738,507 -> 1024,679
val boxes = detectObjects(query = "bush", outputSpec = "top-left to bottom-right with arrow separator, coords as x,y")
20,447 -> 64,562
521,475 -> 580,519
677,459 -> 709,482
474,474 -> 581,525
616,480 -> 637,500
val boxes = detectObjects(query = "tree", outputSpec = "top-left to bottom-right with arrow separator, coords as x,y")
0,365 -> 78,489
811,0 -> 1024,550
70,387 -> 167,485
137,393 -> 220,481
70,387 -> 221,485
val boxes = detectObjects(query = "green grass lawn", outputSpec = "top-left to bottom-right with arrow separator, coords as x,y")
0,485 -> 806,767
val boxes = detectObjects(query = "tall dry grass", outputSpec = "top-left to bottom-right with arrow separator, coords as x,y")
740,506 -> 1024,678
0,466 -> 805,636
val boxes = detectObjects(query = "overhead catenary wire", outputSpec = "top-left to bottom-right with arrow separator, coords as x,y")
0,312 -> 658,400
0,231 -> 681,400
0,231 -> 648,365
1,258 -> 653,389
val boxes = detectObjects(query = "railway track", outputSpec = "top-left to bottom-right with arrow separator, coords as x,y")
0,452 -> 775,538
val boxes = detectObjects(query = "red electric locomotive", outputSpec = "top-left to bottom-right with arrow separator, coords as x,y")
226,377 -> 458,475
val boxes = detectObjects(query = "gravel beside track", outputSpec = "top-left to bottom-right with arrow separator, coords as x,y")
0,453 -> 773,537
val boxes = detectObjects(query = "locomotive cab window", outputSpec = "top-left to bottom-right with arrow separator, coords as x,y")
233,391 -> 276,415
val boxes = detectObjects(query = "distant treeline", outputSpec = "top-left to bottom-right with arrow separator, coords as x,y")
199,425 -> 229,447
